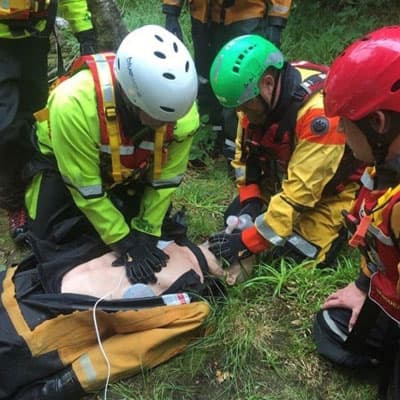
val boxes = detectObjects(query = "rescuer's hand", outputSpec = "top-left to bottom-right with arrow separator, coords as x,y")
208,231 -> 252,267
111,230 -> 169,284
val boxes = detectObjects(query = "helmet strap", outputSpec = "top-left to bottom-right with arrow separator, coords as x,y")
266,68 -> 281,115
255,94 -> 271,117
375,155 -> 400,189
115,83 -> 151,142
254,70 -> 278,127
265,63 -> 301,127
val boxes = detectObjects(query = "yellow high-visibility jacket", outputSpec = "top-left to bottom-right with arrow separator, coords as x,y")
26,61 -> 199,245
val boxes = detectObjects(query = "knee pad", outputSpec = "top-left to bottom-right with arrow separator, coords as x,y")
313,308 -> 376,368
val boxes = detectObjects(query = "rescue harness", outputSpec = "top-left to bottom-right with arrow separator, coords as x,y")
343,166 -> 400,400
0,0 -> 57,36
344,167 -> 400,323
241,61 -> 363,196
35,53 -> 175,185
0,0 -> 50,19
242,61 -> 328,163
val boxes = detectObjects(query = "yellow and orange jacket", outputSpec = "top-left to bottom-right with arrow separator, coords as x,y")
162,0 -> 291,25
233,64 -> 364,259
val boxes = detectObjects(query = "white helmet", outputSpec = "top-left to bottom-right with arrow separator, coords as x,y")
114,25 -> 198,122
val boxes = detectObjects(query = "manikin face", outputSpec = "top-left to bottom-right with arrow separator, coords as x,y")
339,117 -> 375,164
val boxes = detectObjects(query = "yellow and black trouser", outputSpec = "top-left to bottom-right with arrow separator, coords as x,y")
0,254 -> 210,398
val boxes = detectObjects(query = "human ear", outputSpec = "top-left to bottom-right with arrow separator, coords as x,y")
368,110 -> 387,134
258,74 -> 275,101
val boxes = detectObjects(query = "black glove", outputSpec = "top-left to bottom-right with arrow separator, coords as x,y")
162,4 -> 183,41
208,231 -> 252,266
264,16 -> 287,48
75,29 -> 98,56
111,230 -> 169,284
239,198 -> 264,220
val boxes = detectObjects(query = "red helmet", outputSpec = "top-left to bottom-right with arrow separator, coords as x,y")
324,26 -> 400,120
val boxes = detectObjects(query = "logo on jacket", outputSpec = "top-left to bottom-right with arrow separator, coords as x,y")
310,117 -> 329,135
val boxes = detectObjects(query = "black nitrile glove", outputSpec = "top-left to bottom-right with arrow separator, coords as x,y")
162,4 -> 183,41
111,230 -> 169,284
75,29 -> 98,56
239,198 -> 264,220
208,231 -> 252,266
264,16 -> 286,48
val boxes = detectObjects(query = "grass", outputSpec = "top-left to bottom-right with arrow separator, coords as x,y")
2,1 -> 400,399
173,160 -> 235,242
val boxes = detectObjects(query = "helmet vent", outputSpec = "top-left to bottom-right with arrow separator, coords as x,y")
160,106 -> 174,113
163,72 -> 175,80
391,80 -> 400,93
173,42 -> 178,53
232,48 -> 254,74
185,61 -> 189,72
154,51 -> 166,59
155,34 -> 164,42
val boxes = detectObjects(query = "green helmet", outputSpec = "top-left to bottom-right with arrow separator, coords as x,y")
210,34 -> 284,108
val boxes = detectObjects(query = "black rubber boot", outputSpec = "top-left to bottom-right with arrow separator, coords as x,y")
13,367 -> 86,400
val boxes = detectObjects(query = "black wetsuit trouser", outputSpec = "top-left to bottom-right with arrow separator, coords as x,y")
0,36 -> 50,210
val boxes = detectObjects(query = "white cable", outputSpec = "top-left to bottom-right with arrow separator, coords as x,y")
92,269 -> 125,400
